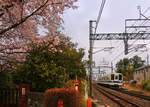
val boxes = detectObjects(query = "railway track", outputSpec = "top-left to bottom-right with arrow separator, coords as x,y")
110,87 -> 150,101
94,84 -> 150,107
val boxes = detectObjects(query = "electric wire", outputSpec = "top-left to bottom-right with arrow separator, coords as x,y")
95,0 -> 106,33
128,16 -> 150,50
112,7 -> 150,57
92,0 -> 106,56
111,51 -> 124,62
111,7 -> 150,62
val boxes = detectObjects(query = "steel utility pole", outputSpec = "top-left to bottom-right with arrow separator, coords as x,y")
147,54 -> 149,65
111,62 -> 113,73
89,20 -> 95,97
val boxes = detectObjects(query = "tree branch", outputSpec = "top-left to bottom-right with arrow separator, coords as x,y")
0,0 -> 49,35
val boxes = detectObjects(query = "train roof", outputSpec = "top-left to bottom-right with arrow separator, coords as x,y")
110,73 -> 122,74
102,72 -> 122,76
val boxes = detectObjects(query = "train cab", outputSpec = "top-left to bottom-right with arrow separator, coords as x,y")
111,73 -> 123,86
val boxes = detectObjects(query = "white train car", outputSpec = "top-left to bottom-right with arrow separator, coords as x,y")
97,73 -> 123,87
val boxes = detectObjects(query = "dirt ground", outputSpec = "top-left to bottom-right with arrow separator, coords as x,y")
122,83 -> 150,96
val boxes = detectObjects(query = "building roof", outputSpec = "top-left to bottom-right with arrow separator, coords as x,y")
135,65 -> 150,71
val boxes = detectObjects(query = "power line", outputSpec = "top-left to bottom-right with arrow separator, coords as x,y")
111,50 -> 124,62
143,7 -> 150,14
122,7 -> 150,52
112,8 -> 150,59
127,7 -> 150,32
110,8 -> 149,56
112,33 -> 149,63
94,0 -> 106,33
92,0 -> 106,56
128,17 -> 150,49
92,0 -> 106,61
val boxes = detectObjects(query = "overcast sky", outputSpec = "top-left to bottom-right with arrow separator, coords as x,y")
63,0 -> 150,71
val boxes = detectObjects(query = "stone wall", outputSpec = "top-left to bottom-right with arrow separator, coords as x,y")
27,92 -> 44,107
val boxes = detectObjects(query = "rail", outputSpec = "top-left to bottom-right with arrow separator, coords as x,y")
94,84 -> 150,107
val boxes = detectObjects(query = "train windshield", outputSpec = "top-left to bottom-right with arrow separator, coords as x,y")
115,76 -> 118,79
111,74 -> 114,80
119,74 -> 122,80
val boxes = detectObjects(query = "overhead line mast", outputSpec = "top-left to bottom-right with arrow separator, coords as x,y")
89,9 -> 150,97
89,0 -> 106,97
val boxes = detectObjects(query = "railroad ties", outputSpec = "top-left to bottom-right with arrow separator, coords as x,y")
93,84 -> 150,107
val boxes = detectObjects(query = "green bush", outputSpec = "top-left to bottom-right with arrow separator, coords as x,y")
142,80 -> 150,91
92,102 -> 97,107
145,83 -> 150,91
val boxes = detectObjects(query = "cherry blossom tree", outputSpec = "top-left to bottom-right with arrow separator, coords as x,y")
0,0 -> 77,71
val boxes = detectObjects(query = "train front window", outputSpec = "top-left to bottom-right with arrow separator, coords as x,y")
115,76 -> 118,80
111,74 -> 114,80
119,74 -> 122,80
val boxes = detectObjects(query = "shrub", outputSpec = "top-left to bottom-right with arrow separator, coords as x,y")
145,83 -> 150,91
65,79 -> 87,94
44,88 -> 81,107
92,102 -> 97,107
142,80 -> 150,91
65,79 -> 88,107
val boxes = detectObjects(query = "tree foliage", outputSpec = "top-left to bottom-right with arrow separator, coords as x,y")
116,55 -> 144,80
0,72 -> 14,88
13,36 -> 86,91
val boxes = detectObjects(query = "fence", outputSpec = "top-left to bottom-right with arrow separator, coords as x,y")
27,92 -> 44,107
0,88 -> 19,107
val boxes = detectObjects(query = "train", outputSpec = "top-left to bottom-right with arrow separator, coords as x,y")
96,73 -> 123,87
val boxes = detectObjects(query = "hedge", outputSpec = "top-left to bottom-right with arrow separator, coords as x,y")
44,88 -> 81,107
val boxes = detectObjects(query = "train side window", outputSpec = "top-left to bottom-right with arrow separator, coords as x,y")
119,75 -> 122,80
111,74 -> 114,80
115,76 -> 118,79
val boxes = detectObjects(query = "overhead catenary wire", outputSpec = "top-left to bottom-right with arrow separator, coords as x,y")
92,0 -> 106,54
94,0 -> 106,34
124,18 -> 150,59
127,40 -> 150,57
112,16 -> 150,57
111,7 -> 150,62
111,51 -> 124,62
127,7 -> 150,33
113,7 -> 150,51
128,16 -> 150,49
120,35 -> 150,59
